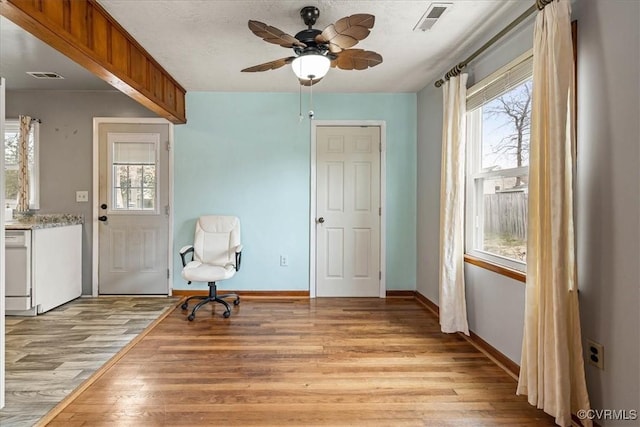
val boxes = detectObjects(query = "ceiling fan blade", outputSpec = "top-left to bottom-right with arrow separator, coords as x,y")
316,13 -> 375,52
248,20 -> 306,48
337,14 -> 376,30
298,77 -> 323,87
241,57 -> 296,73
333,49 -> 383,71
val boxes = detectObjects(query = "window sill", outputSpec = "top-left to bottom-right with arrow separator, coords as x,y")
464,254 -> 526,283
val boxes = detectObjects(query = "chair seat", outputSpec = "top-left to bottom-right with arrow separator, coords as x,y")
182,261 -> 236,283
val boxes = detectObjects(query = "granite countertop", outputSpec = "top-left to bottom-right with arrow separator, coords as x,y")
5,213 -> 84,230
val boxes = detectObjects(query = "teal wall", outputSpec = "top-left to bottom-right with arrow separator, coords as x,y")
173,92 -> 416,292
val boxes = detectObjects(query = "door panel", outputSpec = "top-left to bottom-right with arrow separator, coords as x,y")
354,163 -> 372,211
326,228 -> 345,278
316,126 -> 380,297
327,162 -> 344,211
353,228 -> 371,277
98,123 -> 169,295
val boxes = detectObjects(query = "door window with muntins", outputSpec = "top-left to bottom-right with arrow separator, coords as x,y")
108,133 -> 159,213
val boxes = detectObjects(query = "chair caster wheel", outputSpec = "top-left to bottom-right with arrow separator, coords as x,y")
187,314 -> 195,321
234,298 -> 240,306
223,311 -> 231,318
181,303 -> 188,310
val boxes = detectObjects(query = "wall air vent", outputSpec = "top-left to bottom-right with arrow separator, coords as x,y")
414,3 -> 452,32
26,71 -> 65,79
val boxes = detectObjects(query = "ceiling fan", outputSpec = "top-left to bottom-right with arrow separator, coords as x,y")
241,6 -> 383,86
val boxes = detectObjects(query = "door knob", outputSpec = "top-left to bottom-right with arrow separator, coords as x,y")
98,215 -> 108,222
317,217 -> 325,224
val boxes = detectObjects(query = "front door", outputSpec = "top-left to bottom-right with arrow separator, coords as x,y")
316,126 -> 381,297
97,122 -> 170,294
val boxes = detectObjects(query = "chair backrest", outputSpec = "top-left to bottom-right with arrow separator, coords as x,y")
193,215 -> 241,266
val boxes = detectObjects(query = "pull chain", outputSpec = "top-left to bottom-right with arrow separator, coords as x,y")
298,82 -> 303,122
308,77 -> 315,120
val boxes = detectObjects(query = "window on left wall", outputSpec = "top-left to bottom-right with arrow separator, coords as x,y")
4,118 -> 39,210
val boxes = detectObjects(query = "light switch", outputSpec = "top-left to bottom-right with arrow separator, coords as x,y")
76,191 -> 89,202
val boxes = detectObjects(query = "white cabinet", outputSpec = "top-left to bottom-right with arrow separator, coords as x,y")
5,224 -> 82,315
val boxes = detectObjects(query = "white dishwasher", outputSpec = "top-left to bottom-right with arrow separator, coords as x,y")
5,229 -> 32,311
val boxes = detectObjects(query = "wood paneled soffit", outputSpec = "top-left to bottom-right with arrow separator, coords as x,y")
0,0 -> 186,124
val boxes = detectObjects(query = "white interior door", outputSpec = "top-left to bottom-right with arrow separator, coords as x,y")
316,126 -> 381,297
97,122 -> 170,295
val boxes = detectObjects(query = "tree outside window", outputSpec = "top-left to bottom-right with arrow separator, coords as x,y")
480,81 -> 531,262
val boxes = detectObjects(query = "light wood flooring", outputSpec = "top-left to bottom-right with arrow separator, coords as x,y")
45,297 -> 557,426
0,296 -> 180,427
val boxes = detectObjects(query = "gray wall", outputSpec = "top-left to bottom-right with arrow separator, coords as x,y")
416,0 -> 640,423
574,0 -> 640,422
416,83 -> 442,304
6,90 -> 157,294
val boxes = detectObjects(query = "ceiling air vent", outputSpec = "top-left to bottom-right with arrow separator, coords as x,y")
414,3 -> 452,32
26,71 -> 65,79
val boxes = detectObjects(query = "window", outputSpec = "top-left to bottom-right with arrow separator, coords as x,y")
465,52 -> 532,272
3,119 -> 39,210
107,133 -> 159,213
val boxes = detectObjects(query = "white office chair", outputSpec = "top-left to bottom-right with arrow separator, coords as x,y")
179,215 -> 242,320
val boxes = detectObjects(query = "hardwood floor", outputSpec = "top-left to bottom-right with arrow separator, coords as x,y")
45,298 -> 557,426
0,297 -> 180,427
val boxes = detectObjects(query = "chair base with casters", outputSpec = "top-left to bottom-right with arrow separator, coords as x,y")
181,282 -> 240,320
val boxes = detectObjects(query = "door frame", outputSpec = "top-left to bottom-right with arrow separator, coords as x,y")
309,120 -> 386,298
91,117 -> 174,297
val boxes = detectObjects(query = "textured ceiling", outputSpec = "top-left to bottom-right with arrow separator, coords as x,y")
96,0 -> 532,93
1,1 -> 533,93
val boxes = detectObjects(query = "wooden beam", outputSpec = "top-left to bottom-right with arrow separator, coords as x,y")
0,0 -> 186,124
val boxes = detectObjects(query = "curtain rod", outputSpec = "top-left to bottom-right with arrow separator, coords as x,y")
433,0 -> 555,88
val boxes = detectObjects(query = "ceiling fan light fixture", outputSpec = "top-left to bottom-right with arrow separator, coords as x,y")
291,53 -> 331,80
242,8 -> 382,85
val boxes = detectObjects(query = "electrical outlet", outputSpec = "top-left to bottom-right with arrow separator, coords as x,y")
76,190 -> 89,202
586,339 -> 604,370
280,255 -> 288,267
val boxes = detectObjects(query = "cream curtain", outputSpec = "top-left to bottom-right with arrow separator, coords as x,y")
438,74 -> 469,335
517,1 -> 591,426
16,115 -> 31,213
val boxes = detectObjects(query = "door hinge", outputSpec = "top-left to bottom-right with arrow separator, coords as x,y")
379,142 -> 382,152
379,207 -> 382,216
167,268 -> 170,279
379,271 -> 382,280
165,205 -> 170,216
166,141 -> 171,151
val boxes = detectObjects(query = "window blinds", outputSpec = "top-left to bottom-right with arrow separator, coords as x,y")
466,53 -> 533,111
